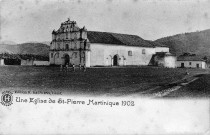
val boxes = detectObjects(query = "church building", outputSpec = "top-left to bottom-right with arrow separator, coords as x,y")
49,18 -> 171,67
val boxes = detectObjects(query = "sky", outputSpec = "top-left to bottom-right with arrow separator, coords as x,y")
1,0 -> 210,44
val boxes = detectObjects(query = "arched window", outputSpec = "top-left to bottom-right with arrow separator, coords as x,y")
54,53 -> 59,59
74,33 -> 77,39
142,49 -> 146,54
57,43 -> 60,49
74,41 -> 77,49
74,52 -> 77,58
66,44 -> 69,50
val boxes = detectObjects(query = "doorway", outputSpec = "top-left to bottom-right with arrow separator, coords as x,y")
64,54 -> 70,65
181,63 -> 184,68
113,55 -> 118,66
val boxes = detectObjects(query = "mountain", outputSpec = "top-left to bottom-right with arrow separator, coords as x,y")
0,45 -> 18,54
22,41 -> 51,46
0,42 -> 49,56
4,28 -> 210,58
0,40 -> 17,45
155,29 -> 210,57
41,41 -> 51,46
17,43 -> 50,56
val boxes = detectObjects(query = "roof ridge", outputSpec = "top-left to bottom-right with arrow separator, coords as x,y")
87,31 -> 154,47
88,31 -> 140,37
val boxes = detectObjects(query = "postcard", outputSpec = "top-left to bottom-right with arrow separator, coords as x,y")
0,0 -> 209,134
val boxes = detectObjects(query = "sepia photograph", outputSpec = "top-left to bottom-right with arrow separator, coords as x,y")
0,0 -> 210,134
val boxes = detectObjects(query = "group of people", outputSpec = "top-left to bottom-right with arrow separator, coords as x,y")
60,63 -> 86,72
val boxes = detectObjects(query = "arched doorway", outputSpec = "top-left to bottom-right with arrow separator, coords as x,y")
113,55 -> 119,66
64,54 -> 70,65
54,53 -> 59,64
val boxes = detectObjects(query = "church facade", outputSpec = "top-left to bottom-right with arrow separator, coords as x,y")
49,18 -> 170,67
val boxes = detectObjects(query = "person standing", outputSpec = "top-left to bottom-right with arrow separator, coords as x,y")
60,64 -> 63,71
72,64 -> 75,72
83,64 -> 86,72
79,64 -> 82,70
66,64 -> 70,72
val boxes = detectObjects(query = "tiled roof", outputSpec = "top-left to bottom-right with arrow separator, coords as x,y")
146,40 -> 167,47
177,55 -> 205,61
87,31 -> 154,47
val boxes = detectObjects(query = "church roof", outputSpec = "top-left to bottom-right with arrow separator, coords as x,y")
87,31 -> 154,47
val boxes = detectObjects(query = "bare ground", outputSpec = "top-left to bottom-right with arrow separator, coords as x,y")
0,66 -> 209,97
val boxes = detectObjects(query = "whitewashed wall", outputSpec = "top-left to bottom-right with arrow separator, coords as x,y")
90,43 -> 156,66
164,56 -> 176,68
176,61 -> 206,69
33,61 -> 49,66
21,60 -> 33,65
49,43 -> 171,67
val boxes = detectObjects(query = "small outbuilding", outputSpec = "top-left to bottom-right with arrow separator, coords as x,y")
151,52 -> 176,68
176,55 -> 207,69
21,59 -> 49,66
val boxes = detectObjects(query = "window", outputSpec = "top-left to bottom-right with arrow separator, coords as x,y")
66,32 -> 68,39
74,33 -> 77,39
74,41 -> 77,49
189,62 -> 191,65
54,53 -> 59,59
57,43 -> 60,49
142,49 -> 146,54
51,53 -> 53,58
84,40 -> 87,49
128,51 -> 132,56
74,52 -> 77,58
66,44 -> 69,50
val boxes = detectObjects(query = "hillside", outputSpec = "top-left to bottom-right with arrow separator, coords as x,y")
0,40 -> 16,45
17,43 -> 49,56
3,28 -> 210,58
0,45 -> 18,54
0,42 -> 49,56
155,29 -> 210,56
